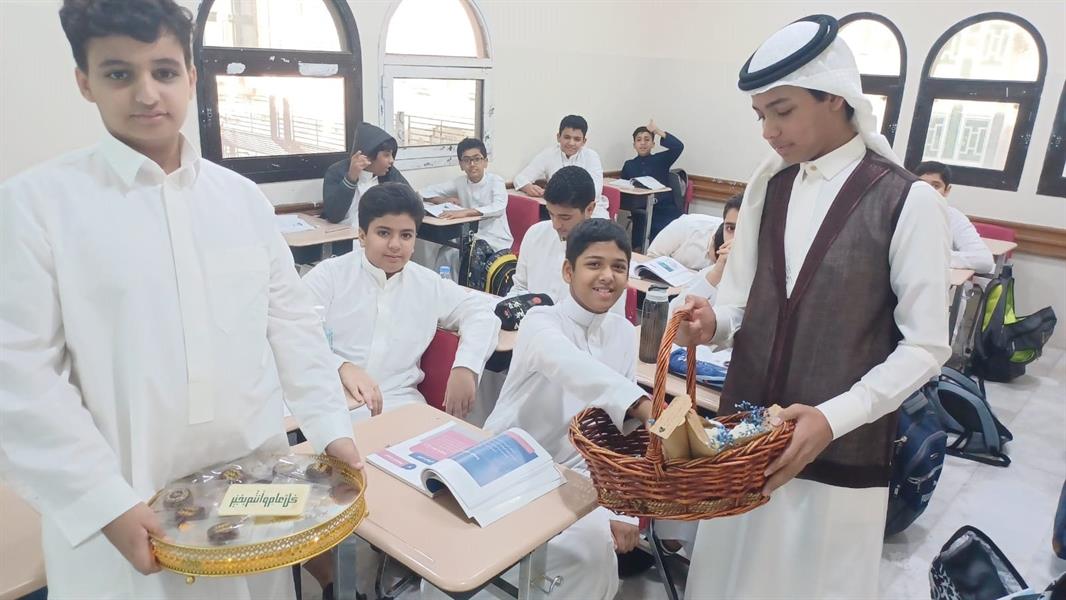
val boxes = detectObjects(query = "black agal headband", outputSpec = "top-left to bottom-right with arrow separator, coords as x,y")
738,14 -> 839,92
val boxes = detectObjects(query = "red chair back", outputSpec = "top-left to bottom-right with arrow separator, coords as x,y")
683,178 -> 694,214
625,288 -> 638,325
417,329 -> 459,411
602,186 -> 621,220
974,223 -> 1016,259
507,193 -> 541,254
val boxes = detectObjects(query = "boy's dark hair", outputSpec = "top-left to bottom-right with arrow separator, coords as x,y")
456,138 -> 487,160
357,183 -> 423,232
632,126 -> 653,140
558,115 -> 589,136
565,219 -> 632,265
60,0 -> 194,72
724,193 -> 743,216
807,89 -> 855,121
543,166 -> 596,211
914,161 -> 953,187
371,138 -> 399,161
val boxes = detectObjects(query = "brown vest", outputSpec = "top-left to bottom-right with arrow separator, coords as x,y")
721,151 -> 916,489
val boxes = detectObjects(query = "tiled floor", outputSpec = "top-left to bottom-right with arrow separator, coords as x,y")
302,348 -> 1066,599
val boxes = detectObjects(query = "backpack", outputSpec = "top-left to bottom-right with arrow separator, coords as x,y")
666,169 -> 690,213
886,382 -> 948,536
1055,479 -> 1066,560
467,238 -> 516,296
932,367 -> 1013,467
930,526 -> 1030,600
971,265 -> 1057,382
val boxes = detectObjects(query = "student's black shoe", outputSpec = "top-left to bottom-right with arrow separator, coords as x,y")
616,548 -> 655,577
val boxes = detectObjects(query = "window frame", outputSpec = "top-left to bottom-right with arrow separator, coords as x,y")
193,0 -> 363,184
379,0 -> 494,171
1037,85 -> 1066,198
904,12 -> 1047,191
839,12 -> 907,145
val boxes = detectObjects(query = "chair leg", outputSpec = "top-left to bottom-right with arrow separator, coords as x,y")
647,520 -> 681,600
375,553 -> 421,600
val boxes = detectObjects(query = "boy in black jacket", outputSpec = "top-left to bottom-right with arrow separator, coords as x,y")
621,119 -> 684,248
322,122 -> 410,225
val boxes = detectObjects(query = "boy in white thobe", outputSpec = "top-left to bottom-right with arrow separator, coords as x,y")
513,114 -> 610,218
0,2 -> 360,597
304,184 -> 501,423
677,15 -> 950,599
418,137 -> 513,280
914,161 -> 997,273
483,219 -> 653,600
509,166 -> 626,317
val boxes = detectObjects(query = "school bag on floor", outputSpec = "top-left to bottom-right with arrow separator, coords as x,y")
885,382 -> 947,536
930,526 -> 1031,600
933,367 -> 1013,467
971,265 -> 1057,383
467,238 -> 516,296
666,168 -> 690,213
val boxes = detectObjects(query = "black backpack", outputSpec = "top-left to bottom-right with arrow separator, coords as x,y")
666,169 -> 689,213
971,265 -> 1057,382
466,238 -> 516,296
932,367 -> 1013,467
886,382 -> 948,536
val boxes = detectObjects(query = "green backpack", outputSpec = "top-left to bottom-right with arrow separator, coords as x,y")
971,265 -> 1057,382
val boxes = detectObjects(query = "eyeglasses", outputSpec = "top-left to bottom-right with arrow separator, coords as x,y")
459,156 -> 486,165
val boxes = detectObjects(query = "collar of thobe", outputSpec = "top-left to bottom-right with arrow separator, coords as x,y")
358,170 -> 377,185
801,134 -> 865,182
359,249 -> 405,289
557,146 -> 581,162
559,293 -> 606,332
100,132 -> 200,189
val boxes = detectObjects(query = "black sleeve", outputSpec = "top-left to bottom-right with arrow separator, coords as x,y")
656,133 -> 684,169
321,160 -> 355,223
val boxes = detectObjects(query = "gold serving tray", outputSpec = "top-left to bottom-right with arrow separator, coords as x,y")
149,454 -> 367,581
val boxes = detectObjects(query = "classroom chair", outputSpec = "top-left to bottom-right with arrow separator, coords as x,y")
626,288 -> 639,325
417,329 -> 460,411
682,178 -> 694,214
506,193 -> 541,254
603,186 -> 621,221
974,222 -> 1016,260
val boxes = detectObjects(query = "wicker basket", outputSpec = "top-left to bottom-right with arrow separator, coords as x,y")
569,310 -> 795,521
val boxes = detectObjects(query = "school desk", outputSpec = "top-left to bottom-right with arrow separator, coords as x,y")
982,237 -> 1018,276
0,486 -> 45,600
282,213 -> 359,261
633,326 -> 721,413
629,252 -> 685,296
418,214 -> 484,287
292,403 -> 597,599
604,181 -> 671,253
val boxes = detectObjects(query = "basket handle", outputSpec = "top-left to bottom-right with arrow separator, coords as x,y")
644,309 -> 697,465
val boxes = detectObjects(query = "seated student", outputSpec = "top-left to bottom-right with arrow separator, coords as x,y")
419,137 -> 513,282
621,120 -> 685,247
510,166 -> 625,315
513,114 -> 609,218
646,214 -> 723,271
482,219 -> 654,600
321,122 -> 410,226
303,183 -> 500,422
914,161 -> 995,273
666,194 -> 743,310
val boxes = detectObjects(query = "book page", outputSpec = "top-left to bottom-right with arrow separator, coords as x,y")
634,176 -> 666,190
424,201 -> 465,217
636,256 -> 697,287
367,422 -> 481,495
275,214 -> 315,234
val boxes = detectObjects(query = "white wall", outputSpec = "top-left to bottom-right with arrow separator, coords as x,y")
2,0 -> 1064,348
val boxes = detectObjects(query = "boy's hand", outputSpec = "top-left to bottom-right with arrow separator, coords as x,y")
706,239 -> 732,288
609,520 -> 641,553
647,118 -> 662,137
628,397 -> 653,424
520,183 -> 544,197
339,362 -> 383,416
675,296 -> 717,346
347,151 -> 370,181
443,367 -> 477,418
762,405 -> 833,496
325,437 -> 365,471
441,208 -> 480,220
101,503 -> 166,575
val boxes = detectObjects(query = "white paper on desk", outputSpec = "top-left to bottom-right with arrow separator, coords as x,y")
608,178 -> 636,189
275,214 -> 315,234
632,256 -> 696,287
633,176 -> 665,190
424,201 -> 464,217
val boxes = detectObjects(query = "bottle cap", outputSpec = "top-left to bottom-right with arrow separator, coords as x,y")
647,287 -> 669,302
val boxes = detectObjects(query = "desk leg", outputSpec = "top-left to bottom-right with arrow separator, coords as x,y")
641,194 -> 656,252
333,534 -> 360,600
993,253 -> 1007,277
322,242 -> 334,262
948,282 -> 965,345
458,224 -> 472,288
516,544 -> 548,600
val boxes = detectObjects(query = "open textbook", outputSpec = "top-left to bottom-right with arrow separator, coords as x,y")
423,201 -> 465,217
631,255 -> 697,287
368,422 -> 564,527
608,176 -> 669,191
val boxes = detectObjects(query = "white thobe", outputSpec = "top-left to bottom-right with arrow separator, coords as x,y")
338,170 -> 378,225
0,134 -> 354,599
689,135 -> 951,599
669,266 -> 719,316
483,295 -> 647,600
646,213 -> 723,271
417,173 -> 514,278
946,205 -> 996,273
512,144 -> 610,218
302,249 -> 500,420
509,220 -> 626,317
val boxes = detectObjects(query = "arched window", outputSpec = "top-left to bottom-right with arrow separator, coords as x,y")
381,0 -> 492,170
1037,85 -> 1066,198
839,13 -> 906,144
194,0 -> 362,183
905,13 -> 1046,191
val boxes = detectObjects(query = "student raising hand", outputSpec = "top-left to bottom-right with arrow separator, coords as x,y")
346,151 -> 371,182
338,362 -> 383,415
443,367 -> 478,417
